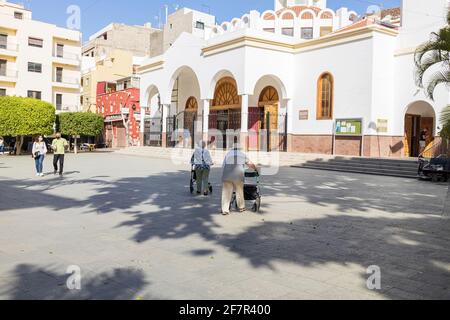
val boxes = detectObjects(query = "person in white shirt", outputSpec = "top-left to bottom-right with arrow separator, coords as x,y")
32,135 -> 48,177
191,141 -> 214,195
221,138 -> 257,215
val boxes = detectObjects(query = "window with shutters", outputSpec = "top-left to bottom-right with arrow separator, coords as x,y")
27,91 -> 42,100
28,37 -> 43,48
0,34 -> 7,49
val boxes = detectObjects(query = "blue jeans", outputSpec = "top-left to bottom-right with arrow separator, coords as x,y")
35,155 -> 44,174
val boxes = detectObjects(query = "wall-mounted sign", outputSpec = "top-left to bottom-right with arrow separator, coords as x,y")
335,119 -> 363,136
121,108 -> 130,115
299,110 -> 309,120
377,119 -> 388,133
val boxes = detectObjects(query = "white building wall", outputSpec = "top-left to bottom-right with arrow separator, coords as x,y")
293,38 -> 374,136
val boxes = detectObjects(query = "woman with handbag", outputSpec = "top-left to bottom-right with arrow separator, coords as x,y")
32,135 -> 47,177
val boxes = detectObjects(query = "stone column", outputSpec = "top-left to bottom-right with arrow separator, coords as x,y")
240,94 -> 249,151
161,104 -> 170,148
202,99 -> 210,143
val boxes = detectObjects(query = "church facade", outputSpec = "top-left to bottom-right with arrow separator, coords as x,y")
138,0 -> 450,158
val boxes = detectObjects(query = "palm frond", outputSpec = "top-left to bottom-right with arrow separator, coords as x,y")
440,104 -> 450,125
425,69 -> 450,100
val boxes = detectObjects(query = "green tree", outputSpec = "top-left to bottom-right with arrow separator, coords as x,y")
57,112 -> 104,154
415,11 -> 450,137
0,96 -> 55,155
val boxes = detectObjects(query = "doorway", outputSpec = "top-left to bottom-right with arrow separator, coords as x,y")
404,101 -> 436,157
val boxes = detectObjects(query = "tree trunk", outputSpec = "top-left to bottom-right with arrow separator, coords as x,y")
74,136 -> 78,154
14,136 -> 24,155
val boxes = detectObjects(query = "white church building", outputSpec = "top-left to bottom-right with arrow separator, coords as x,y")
138,0 -> 450,158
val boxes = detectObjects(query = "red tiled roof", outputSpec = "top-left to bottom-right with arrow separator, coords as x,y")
332,16 -> 398,34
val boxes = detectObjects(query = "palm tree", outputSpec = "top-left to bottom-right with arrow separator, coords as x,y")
415,10 -> 450,134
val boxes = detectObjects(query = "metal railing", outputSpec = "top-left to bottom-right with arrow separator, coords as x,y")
419,138 -> 450,159
55,104 -> 79,112
0,68 -> 18,78
53,51 -> 80,61
0,42 -> 19,51
53,76 -> 80,85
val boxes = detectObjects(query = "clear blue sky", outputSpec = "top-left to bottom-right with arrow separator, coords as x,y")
14,0 -> 401,41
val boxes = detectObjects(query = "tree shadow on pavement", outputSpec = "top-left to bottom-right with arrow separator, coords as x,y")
0,264 -> 149,300
1,166 -> 449,299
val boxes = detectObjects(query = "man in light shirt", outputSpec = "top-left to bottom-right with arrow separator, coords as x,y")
221,138 -> 257,215
51,133 -> 69,176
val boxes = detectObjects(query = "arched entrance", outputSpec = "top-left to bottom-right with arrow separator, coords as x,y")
166,66 -> 201,148
144,85 -> 162,147
249,86 -> 281,151
404,101 -> 436,157
209,77 -> 241,149
184,96 -> 198,149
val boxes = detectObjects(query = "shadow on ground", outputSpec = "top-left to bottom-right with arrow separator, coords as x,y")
0,264 -> 149,300
1,167 -> 449,299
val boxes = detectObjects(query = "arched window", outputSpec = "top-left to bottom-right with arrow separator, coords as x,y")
185,96 -> 198,112
317,73 -> 334,120
212,77 -> 240,109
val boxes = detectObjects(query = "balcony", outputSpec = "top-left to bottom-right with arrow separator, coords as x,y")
0,69 -> 18,83
55,104 -> 80,113
52,76 -> 80,89
52,51 -> 81,66
0,42 -> 19,57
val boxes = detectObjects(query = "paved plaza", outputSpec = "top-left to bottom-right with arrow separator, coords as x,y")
0,152 -> 449,300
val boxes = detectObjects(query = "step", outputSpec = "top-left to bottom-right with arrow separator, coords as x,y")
300,161 -> 417,174
304,160 -> 418,171
295,164 -> 418,179
319,158 -> 419,167
302,162 -> 418,174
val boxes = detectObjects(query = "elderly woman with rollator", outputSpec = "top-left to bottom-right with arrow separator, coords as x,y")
191,141 -> 214,196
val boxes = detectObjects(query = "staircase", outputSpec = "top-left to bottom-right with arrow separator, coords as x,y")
294,157 -> 419,179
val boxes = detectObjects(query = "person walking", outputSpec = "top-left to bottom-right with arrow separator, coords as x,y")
221,138 -> 257,215
192,141 -> 214,196
0,136 -> 4,155
51,133 -> 68,176
32,135 -> 47,177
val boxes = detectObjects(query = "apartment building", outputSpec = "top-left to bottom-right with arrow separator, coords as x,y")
81,50 -> 145,112
0,0 -> 81,112
150,8 -> 216,57
82,23 -> 158,58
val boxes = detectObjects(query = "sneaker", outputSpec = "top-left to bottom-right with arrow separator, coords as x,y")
222,211 -> 230,216
36,173 -> 40,177
40,173 -> 44,177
